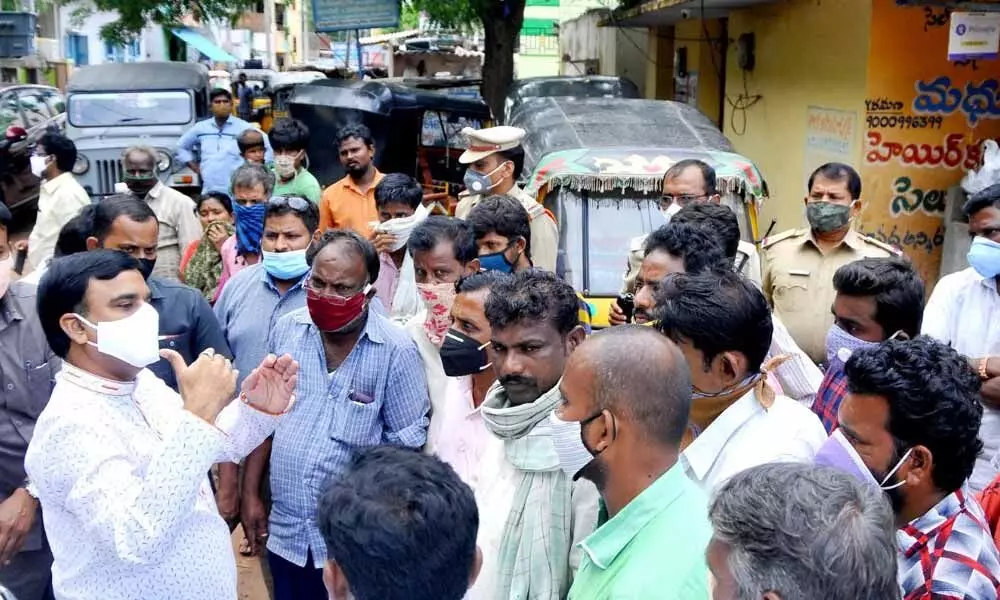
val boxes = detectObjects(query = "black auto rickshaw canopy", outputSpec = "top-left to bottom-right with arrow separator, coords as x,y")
503,76 -> 640,123
288,79 -> 491,197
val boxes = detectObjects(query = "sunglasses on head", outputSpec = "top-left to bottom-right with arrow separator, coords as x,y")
268,196 -> 311,211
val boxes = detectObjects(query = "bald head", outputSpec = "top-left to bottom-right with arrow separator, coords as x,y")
572,325 -> 691,446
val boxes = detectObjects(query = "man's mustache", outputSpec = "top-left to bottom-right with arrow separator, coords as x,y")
500,375 -> 536,389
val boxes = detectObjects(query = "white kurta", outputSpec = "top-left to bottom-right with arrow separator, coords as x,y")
25,363 -> 279,600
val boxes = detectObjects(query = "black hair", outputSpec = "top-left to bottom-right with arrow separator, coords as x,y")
195,191 -> 234,216
318,446 -> 478,600
467,195 -> 532,259
655,269 -> 773,372
237,128 -> 266,154
92,195 -> 157,243
0,202 -> 10,230
37,250 -> 142,358
337,123 -> 374,148
833,257 -> 925,339
588,325 -> 692,446
307,228 -> 380,283
268,118 -> 311,153
55,204 -> 97,257
210,88 -> 233,102
498,146 -> 526,180
484,269 -> 580,336
265,195 -> 320,233
808,163 -> 862,200
456,270 -> 509,295
408,216 -> 478,263
39,132 -> 77,173
374,173 -> 423,210
644,222 -> 730,275
664,159 -> 717,196
845,337 -> 983,493
672,203 -> 741,259
963,183 -> 1000,217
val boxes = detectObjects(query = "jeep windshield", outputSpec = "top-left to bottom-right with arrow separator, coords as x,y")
68,91 -> 192,127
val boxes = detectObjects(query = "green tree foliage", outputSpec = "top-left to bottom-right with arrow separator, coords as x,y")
70,0 -> 257,46
409,0 -> 526,118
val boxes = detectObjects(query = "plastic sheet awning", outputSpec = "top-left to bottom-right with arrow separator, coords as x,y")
170,28 -> 238,63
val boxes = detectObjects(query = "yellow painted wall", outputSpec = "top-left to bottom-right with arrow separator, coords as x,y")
722,0 -> 872,233
673,19 -> 724,126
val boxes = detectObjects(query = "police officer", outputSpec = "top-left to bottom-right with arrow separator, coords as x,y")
761,162 -> 900,365
456,126 -> 559,273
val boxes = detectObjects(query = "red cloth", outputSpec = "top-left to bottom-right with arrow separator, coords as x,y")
178,239 -> 199,282
977,474 -> 1000,549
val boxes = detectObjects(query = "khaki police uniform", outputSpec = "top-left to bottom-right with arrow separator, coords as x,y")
622,235 -> 762,293
761,228 -> 901,364
456,126 -> 559,273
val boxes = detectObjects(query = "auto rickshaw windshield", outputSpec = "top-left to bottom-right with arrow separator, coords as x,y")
67,91 -> 193,127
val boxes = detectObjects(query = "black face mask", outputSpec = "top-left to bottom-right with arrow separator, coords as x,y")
439,328 -> 491,377
138,258 -> 156,280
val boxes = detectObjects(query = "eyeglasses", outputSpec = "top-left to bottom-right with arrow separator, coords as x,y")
661,194 -> 707,206
269,196 -> 311,211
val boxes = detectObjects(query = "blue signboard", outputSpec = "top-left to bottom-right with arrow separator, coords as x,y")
312,0 -> 401,32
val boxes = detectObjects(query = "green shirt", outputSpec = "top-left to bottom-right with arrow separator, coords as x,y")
568,463 -> 712,600
273,168 -> 322,204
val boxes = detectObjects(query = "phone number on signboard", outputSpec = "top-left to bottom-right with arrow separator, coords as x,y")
865,115 -> 944,129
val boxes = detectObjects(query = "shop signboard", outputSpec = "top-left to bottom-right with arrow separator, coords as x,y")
861,0 -> 1000,286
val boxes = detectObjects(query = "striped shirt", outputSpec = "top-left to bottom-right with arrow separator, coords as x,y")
265,307 -> 430,567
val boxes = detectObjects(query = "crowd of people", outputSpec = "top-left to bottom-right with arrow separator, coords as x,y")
1,88 -> 1000,600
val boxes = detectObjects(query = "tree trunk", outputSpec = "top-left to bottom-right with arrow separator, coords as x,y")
478,0 -> 525,120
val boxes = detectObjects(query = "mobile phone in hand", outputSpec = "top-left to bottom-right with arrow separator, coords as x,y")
12,246 -> 27,275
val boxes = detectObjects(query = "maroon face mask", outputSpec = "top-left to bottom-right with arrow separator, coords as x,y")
306,285 -> 371,332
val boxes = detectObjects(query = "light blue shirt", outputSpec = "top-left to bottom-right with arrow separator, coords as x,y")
213,264 -> 306,388
265,307 -> 430,568
174,115 -> 273,194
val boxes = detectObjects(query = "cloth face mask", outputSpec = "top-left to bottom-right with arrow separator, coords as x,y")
75,302 -> 162,368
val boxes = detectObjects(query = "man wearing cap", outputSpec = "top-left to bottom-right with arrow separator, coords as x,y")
456,126 -> 559,273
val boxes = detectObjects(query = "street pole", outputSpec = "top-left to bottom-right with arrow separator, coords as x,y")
355,28 -> 362,76
264,0 -> 275,68
301,1 -> 308,64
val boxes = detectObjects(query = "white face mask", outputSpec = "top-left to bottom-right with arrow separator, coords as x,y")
660,201 -> 683,223
0,255 -> 11,299
371,203 -> 431,253
74,302 -> 162,368
274,153 -> 299,178
549,411 -> 600,480
30,155 -> 49,178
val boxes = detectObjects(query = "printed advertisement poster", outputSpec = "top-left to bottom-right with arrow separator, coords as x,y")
803,106 -> 858,190
861,0 -> 1000,286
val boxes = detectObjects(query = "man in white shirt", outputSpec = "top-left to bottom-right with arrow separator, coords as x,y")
616,209 -> 822,407
121,145 -> 201,281
922,183 -> 1000,491
474,269 -> 599,600
433,271 -> 507,486
655,269 -> 827,493
26,132 -> 90,270
25,249 -> 298,600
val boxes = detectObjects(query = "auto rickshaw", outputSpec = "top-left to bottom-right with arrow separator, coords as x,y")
267,71 -> 327,123
288,79 -> 491,208
509,97 -> 769,328
65,62 -> 208,197
232,68 -> 277,131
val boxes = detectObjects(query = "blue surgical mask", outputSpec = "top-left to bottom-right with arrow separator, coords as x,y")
262,249 -> 309,280
968,236 -> 1000,279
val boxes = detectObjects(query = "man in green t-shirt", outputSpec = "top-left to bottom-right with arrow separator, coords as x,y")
553,325 -> 711,600
269,118 -> 322,204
